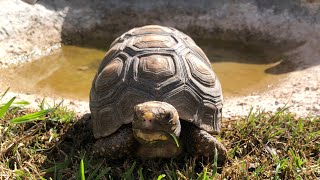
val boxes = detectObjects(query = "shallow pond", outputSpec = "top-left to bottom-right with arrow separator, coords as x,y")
0,40 -> 286,101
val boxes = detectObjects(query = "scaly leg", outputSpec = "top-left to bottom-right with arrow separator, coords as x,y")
180,121 -> 227,166
92,124 -> 138,159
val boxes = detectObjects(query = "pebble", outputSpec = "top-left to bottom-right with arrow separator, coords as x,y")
237,102 -> 247,106
311,87 -> 318,91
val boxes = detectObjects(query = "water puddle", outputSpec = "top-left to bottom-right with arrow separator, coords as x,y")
0,40 -> 286,101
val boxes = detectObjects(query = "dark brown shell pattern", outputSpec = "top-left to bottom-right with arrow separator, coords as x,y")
90,25 -> 223,139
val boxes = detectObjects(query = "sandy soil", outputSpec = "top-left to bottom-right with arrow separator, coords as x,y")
223,65 -> 320,118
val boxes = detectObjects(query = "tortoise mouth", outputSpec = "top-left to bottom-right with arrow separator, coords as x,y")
133,129 -> 169,143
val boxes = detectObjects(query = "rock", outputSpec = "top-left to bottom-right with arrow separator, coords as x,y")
311,87 -> 318,91
237,102 -> 247,106
22,0 -> 38,5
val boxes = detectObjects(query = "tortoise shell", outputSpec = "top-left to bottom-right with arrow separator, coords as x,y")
90,25 -> 223,138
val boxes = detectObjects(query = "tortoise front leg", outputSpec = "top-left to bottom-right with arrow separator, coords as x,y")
180,121 -> 227,166
92,124 -> 138,159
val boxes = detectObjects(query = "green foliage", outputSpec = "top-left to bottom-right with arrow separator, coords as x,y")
10,108 -> 53,124
13,169 -> 31,180
94,167 -> 111,180
44,159 -> 71,179
0,88 -> 10,100
156,174 -> 166,180
221,109 -> 319,179
0,97 -> 16,118
122,161 -> 136,179
169,133 -> 180,148
197,167 -> 207,180
44,159 -> 71,173
212,147 -> 218,176
0,88 -> 319,179
80,159 -> 86,180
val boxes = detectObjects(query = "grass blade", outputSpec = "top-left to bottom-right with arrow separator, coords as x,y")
13,101 -> 30,106
138,167 -> 144,180
212,147 -> 218,176
39,98 -> 46,110
123,161 -> 136,179
94,167 -> 111,180
43,160 -> 71,173
157,174 -> 166,180
169,133 -> 180,148
202,167 -> 207,180
0,87 -> 10,100
87,162 -> 103,180
0,97 -> 16,118
80,159 -> 86,180
9,108 -> 53,124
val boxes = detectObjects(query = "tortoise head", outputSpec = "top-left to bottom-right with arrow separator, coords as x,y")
132,101 -> 181,145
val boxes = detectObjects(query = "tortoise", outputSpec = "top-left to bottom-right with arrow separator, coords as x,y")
89,25 -> 227,164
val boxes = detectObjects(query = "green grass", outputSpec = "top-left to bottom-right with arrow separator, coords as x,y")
0,91 -> 319,179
